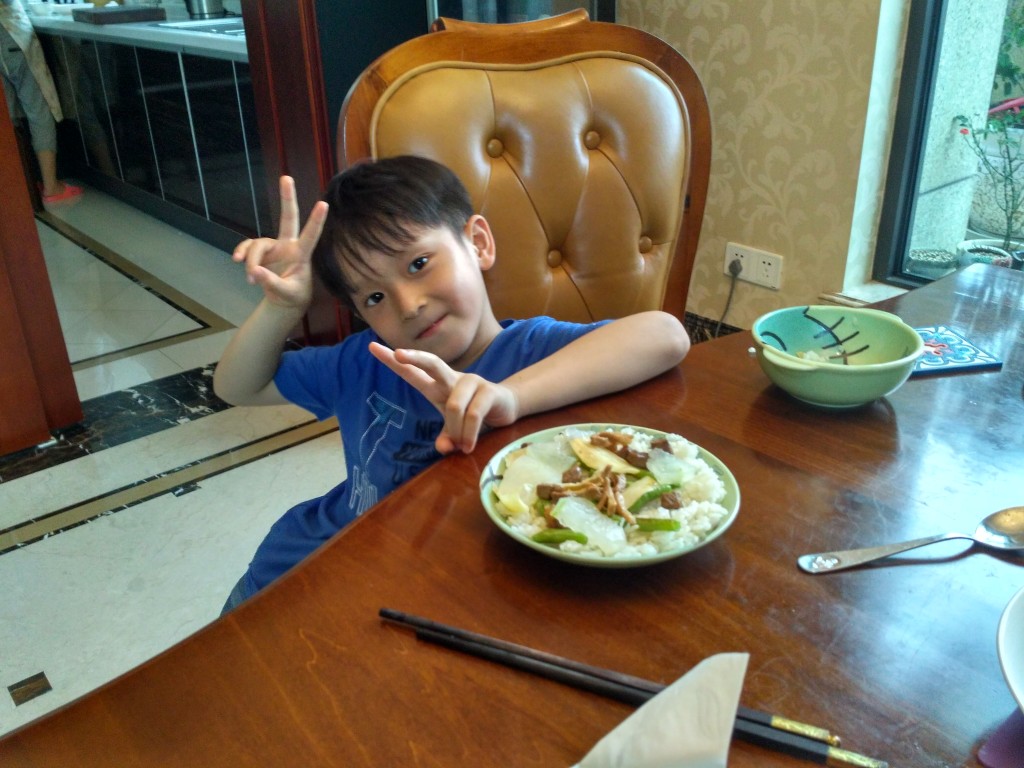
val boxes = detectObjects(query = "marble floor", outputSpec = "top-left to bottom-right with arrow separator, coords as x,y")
0,186 -> 344,737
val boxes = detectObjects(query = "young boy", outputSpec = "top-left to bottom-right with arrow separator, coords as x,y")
214,155 -> 690,612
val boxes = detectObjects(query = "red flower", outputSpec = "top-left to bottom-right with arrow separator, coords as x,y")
960,127 -> 970,134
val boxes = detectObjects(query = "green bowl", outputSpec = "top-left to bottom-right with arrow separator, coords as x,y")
751,305 -> 924,409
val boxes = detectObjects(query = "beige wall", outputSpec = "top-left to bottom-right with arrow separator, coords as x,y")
619,0 -> 903,329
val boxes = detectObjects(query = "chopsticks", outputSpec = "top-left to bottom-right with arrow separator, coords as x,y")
380,608 -> 889,768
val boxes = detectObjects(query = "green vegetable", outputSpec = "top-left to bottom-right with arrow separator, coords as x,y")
627,484 -> 677,513
531,529 -> 588,544
635,517 -> 682,532
621,475 -> 657,509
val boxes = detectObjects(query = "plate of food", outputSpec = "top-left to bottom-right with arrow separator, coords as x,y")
479,424 -> 740,567
998,583 -> 1024,712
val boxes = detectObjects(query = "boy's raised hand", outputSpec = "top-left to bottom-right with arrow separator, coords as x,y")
369,342 -> 518,454
233,176 -> 328,310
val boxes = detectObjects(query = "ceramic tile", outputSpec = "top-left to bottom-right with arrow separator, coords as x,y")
0,402 -> 317,530
71,351 -> 190,401
143,311 -> 207,342
46,188 -> 262,327
1,183 -> 351,742
0,366 -> 232,486
156,329 -> 235,371
0,432 -> 343,736
60,308 -> 199,347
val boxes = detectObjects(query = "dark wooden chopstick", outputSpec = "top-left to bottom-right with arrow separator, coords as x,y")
380,608 -> 834,742
412,628 -> 884,768
380,608 -> 889,768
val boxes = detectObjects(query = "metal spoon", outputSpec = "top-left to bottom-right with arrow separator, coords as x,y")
797,506 -> 1024,574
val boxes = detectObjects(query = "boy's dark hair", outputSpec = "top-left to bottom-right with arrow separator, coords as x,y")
313,155 -> 475,307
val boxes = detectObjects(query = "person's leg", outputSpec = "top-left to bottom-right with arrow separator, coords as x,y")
220,573 -> 252,615
36,147 -> 61,195
0,27 -> 79,199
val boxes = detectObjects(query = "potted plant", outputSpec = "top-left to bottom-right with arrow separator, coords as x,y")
953,0 -> 1024,269
956,106 -> 1024,268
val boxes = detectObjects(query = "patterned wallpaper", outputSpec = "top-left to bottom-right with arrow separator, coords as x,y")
618,0 -> 890,329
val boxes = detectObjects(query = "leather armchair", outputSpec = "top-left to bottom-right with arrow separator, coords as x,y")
338,10 -> 710,324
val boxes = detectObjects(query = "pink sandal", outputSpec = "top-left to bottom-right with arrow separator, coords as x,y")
40,184 -> 83,204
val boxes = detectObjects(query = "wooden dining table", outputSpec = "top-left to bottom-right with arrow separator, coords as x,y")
3,263 -> 1023,767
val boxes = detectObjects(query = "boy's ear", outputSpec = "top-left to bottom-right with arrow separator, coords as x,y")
465,215 -> 496,271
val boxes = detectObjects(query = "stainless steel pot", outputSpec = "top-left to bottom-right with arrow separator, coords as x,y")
184,0 -> 226,19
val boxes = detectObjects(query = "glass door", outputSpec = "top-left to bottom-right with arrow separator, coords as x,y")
430,0 -> 614,23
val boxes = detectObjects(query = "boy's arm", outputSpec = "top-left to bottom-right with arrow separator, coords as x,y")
503,310 -> 689,416
213,176 -> 328,407
372,311 -> 689,453
213,300 -> 305,406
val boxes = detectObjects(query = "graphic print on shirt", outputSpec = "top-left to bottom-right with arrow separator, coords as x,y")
393,418 -> 444,484
349,391 -> 406,516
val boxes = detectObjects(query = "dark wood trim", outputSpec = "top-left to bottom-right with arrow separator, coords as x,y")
0,107 -> 82,455
242,0 -> 335,208
242,0 -> 339,344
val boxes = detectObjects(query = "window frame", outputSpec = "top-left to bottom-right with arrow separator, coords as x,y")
872,0 -> 950,288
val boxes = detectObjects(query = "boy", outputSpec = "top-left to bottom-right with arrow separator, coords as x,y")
214,156 -> 689,612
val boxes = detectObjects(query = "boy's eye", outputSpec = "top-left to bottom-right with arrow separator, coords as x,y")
408,256 -> 429,274
364,291 -> 385,307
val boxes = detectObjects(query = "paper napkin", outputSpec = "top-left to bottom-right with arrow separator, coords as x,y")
574,653 -> 749,768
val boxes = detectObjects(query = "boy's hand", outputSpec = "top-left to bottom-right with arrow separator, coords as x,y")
369,343 -> 519,454
232,176 -> 328,310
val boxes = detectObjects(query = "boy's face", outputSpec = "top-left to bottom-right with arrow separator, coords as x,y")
341,215 -> 502,371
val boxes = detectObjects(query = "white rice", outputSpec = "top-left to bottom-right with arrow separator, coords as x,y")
495,427 -> 730,559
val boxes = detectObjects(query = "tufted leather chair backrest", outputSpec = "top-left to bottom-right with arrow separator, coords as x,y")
338,11 -> 710,323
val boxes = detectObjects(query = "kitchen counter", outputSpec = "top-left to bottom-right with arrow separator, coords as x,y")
30,6 -> 268,249
30,12 -> 247,61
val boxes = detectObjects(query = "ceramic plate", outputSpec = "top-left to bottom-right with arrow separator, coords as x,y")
998,583 -> 1024,712
479,424 -> 740,568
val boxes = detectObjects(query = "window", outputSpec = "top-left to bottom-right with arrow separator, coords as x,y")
874,0 -> 1023,286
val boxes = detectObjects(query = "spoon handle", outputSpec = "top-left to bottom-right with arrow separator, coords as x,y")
797,532 -> 968,574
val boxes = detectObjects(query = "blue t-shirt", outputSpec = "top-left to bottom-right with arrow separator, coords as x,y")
241,316 -> 604,595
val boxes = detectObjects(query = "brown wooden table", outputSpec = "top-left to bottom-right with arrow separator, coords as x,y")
3,264 -> 1023,766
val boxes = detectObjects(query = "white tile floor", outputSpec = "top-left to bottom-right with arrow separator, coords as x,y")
0,187 -> 344,737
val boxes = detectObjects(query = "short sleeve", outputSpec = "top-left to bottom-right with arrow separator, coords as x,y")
273,330 -> 376,420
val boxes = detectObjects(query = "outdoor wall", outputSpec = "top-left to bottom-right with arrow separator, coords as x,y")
619,0 -> 898,329
909,0 -> 1007,256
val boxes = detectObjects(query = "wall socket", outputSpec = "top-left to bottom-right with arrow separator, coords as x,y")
723,242 -> 783,290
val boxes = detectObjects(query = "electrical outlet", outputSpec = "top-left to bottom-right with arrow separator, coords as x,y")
723,242 -> 783,290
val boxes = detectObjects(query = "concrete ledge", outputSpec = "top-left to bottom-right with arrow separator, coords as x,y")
819,281 -> 907,307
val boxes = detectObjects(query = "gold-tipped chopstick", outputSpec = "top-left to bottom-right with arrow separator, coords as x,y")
380,608 -> 888,768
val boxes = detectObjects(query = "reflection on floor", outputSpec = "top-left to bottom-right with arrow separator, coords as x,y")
0,187 -> 343,737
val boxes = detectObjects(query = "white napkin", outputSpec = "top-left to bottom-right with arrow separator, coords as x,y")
574,653 -> 749,768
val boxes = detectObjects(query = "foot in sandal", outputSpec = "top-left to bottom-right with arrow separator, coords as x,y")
40,182 -> 83,204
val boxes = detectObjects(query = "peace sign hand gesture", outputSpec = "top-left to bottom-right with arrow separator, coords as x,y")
369,343 -> 520,455
232,176 -> 328,310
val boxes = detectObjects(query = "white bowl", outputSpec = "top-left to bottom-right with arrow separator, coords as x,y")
998,584 -> 1024,713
